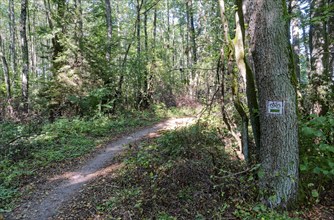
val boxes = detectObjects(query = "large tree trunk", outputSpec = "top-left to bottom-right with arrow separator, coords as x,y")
248,0 -> 299,208
20,0 -> 29,113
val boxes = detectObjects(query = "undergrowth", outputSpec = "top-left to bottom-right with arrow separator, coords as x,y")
96,117 -> 296,219
298,113 -> 334,208
2,106 -> 332,218
0,106 -> 194,212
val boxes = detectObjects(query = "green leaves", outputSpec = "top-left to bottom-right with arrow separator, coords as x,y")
301,126 -> 323,138
311,189 -> 319,198
299,113 -> 334,205
0,109 -> 162,213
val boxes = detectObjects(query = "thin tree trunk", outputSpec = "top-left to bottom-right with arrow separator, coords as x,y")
50,0 -> 65,73
153,7 -> 157,50
78,0 -> 83,43
301,11 -> 311,81
20,0 -> 29,113
186,0 -> 197,99
290,0 -> 301,82
237,0 -> 261,162
105,0 -> 112,62
8,0 -> 17,85
74,0 -> 83,65
188,0 -> 197,65
0,35 -> 11,99
136,0 -> 142,109
218,0 -> 247,160
137,0 -> 141,57
28,1 -> 37,77
142,4 -> 150,109
329,0 -> 334,85
44,0 -> 53,29
233,8 -> 250,162
309,0 -> 329,115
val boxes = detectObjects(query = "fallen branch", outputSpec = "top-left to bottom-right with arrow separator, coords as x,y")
214,164 -> 261,179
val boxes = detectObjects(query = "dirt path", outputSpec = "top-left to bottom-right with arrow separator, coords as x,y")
7,117 -> 196,220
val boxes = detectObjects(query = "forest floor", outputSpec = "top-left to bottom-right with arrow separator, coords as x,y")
5,117 -> 197,220
3,113 -> 333,220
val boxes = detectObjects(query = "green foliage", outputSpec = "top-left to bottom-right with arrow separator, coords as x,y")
97,120 -> 227,218
156,120 -> 221,160
300,113 -> 334,177
299,113 -> 334,204
234,204 -> 299,220
0,110 -> 162,212
157,212 -> 177,220
0,186 -> 17,213
95,116 -> 266,218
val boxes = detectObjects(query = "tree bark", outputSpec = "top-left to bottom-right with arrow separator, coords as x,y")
8,0 -> 17,82
248,0 -> 299,208
153,7 -> 157,50
28,2 -> 37,77
218,0 -> 248,160
290,0 -> 301,82
237,0 -> 261,162
142,2 -> 150,109
74,0 -> 84,64
186,0 -> 197,99
20,0 -> 29,112
233,8 -> 250,162
51,0 -> 65,73
0,35 -> 11,99
329,0 -> 334,85
309,0 -> 329,115
105,0 -> 112,62
136,0 -> 142,109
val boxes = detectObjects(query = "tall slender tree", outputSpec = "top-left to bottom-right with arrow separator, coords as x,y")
105,0 -> 112,62
20,0 -> 29,112
309,0 -> 329,115
187,0 -> 197,98
0,35 -> 11,99
8,0 -> 17,82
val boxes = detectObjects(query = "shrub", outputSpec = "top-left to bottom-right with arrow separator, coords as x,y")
299,113 -> 334,204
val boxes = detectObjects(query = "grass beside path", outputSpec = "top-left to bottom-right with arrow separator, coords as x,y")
54,116 -> 298,219
0,106 -> 197,212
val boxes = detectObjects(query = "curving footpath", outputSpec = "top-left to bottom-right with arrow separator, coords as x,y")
7,117 -> 196,220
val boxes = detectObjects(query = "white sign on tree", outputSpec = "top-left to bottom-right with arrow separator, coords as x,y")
267,101 -> 284,115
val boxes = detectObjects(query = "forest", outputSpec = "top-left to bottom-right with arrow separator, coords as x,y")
0,0 -> 333,219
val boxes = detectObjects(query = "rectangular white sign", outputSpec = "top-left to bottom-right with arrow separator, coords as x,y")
267,101 -> 284,115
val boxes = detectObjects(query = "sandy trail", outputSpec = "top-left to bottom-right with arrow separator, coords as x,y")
7,117 -> 196,220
